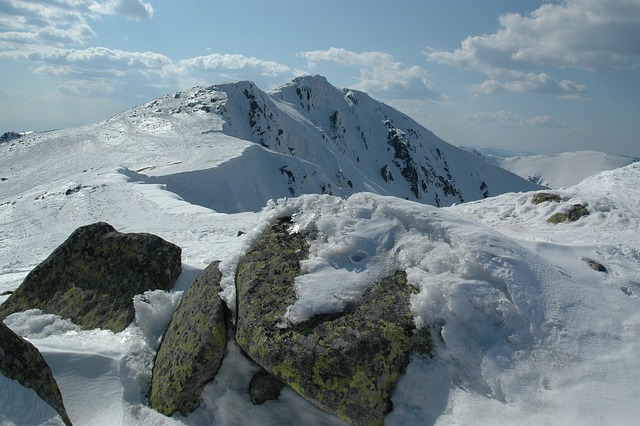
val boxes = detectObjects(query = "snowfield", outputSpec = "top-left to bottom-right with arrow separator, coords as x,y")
2,88 -> 640,425
471,149 -> 639,188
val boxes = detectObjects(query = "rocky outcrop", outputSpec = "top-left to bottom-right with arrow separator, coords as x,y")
235,218 -> 432,426
547,204 -> 590,223
0,222 -> 182,332
149,261 -> 227,416
249,369 -> 286,405
531,192 -> 562,204
0,322 -> 72,426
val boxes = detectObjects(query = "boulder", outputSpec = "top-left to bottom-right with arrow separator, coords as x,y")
249,369 -> 286,405
531,192 -> 562,204
0,321 -> 72,426
235,217 -> 432,426
0,222 -> 182,332
547,204 -> 590,224
149,261 -> 227,416
585,259 -> 607,273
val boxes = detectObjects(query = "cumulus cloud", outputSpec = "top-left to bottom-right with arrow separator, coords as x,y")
181,54 -> 293,78
427,0 -> 640,72
0,1 -> 298,97
465,111 -> 567,129
89,0 -> 154,21
465,111 -> 524,127
425,0 -> 640,95
526,115 -> 567,128
300,47 -> 445,100
470,73 -> 587,95
0,0 -> 153,49
1,44 -> 297,97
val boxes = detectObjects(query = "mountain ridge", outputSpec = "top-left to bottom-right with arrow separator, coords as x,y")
2,75 -> 540,212
116,75 -> 540,209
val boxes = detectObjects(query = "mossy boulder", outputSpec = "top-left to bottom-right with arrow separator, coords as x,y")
149,261 -> 227,416
0,222 -> 182,332
532,192 -> 562,204
0,321 -> 73,426
249,369 -> 286,405
235,218 -> 432,426
547,204 -> 590,224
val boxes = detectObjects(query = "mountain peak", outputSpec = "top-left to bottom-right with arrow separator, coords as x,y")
281,74 -> 332,90
103,75 -> 540,210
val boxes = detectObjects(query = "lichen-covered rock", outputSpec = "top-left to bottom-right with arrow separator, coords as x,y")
547,204 -> 590,224
532,192 -> 562,204
149,261 -> 227,416
235,218 -> 432,426
0,321 -> 73,426
249,369 -> 286,405
0,222 -> 182,332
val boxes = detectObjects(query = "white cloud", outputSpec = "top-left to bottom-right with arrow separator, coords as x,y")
425,0 -> 640,95
1,44 -> 297,98
465,111 -> 567,128
427,0 -> 640,72
300,47 -> 445,100
0,0 -> 154,49
89,0 -> 154,21
465,111 -> 523,127
57,78 -> 118,96
470,73 -> 587,96
0,1 -> 298,97
181,54 -> 293,78
526,115 -> 567,129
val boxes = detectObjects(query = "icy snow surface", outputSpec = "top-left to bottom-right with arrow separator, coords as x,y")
1,84 -> 640,424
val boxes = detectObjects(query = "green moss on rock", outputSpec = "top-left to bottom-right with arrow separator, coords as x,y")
235,217 -> 433,426
149,261 -> 227,416
547,204 -> 590,224
0,222 -> 182,332
0,322 -> 73,426
532,192 -> 562,204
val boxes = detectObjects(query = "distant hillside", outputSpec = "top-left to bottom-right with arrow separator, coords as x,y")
465,149 -> 638,188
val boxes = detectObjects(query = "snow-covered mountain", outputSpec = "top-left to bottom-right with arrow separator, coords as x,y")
1,76 -> 539,215
466,148 -> 639,188
3,76 -> 640,426
87,75 -> 537,212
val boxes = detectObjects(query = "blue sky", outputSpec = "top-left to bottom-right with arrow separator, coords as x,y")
1,0 -> 639,156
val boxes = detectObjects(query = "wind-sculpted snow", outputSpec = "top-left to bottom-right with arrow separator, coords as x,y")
0,375 -> 67,426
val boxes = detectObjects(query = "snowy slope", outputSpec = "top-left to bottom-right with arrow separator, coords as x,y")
109,75 -> 540,209
2,151 -> 639,425
468,149 -> 639,188
2,77 -> 639,425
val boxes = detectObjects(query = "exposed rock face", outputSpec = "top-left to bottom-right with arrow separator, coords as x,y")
249,369 -> 286,405
235,218 -> 432,426
547,204 -> 590,223
532,192 -> 562,204
0,322 -> 72,426
0,222 -> 182,332
149,261 -> 227,416
585,259 -> 607,273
